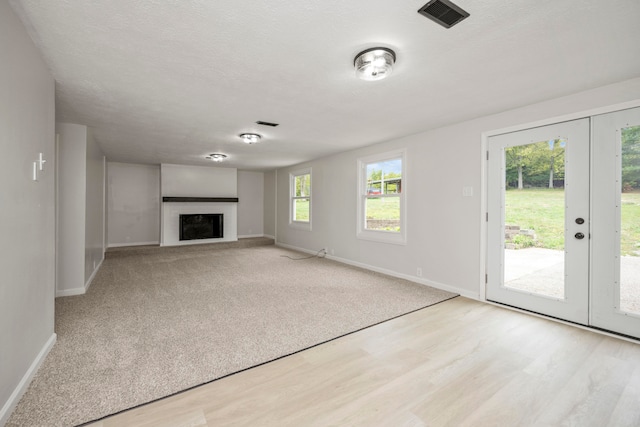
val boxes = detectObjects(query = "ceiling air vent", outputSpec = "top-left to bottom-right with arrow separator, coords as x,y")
418,0 -> 470,28
256,121 -> 279,127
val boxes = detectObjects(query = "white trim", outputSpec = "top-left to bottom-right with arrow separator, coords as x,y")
482,99 -> 640,139
84,257 -> 103,293
275,242 -> 476,299
485,300 -> 639,344
480,134 -> 488,302
264,234 -> 275,240
479,99 -> 640,304
237,234 -> 266,239
56,257 -> 104,297
288,167 -> 312,231
108,241 -> 160,248
56,287 -> 86,297
0,333 -> 56,426
274,170 -> 278,244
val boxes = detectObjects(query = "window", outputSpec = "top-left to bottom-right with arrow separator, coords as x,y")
290,168 -> 311,230
357,150 -> 406,244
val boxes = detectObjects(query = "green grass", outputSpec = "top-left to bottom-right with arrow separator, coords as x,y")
365,197 -> 400,220
505,189 -> 640,255
622,192 -> 640,255
294,199 -> 309,221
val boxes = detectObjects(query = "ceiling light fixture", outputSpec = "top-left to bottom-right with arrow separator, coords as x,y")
206,153 -> 228,162
239,133 -> 262,144
354,47 -> 396,81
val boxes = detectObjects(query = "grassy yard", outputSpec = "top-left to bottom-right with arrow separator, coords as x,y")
294,197 -> 401,222
294,199 -> 309,221
505,188 -> 640,255
365,197 -> 400,220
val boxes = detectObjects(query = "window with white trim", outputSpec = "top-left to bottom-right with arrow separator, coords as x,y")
289,168 -> 312,230
357,150 -> 406,244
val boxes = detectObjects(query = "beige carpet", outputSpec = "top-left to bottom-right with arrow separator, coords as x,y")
7,244 -> 456,426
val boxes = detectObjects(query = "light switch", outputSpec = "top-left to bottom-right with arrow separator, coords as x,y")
463,186 -> 473,197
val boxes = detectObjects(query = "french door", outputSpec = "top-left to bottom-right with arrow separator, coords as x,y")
487,108 -> 640,339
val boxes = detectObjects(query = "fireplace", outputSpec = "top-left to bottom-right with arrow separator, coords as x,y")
162,200 -> 237,246
179,214 -> 223,241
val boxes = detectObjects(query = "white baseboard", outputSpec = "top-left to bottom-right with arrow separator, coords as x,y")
275,242 -> 478,300
56,257 -> 104,298
56,287 -> 86,297
0,333 -> 56,426
263,234 -> 275,240
238,234 -> 267,239
107,241 -> 159,248
84,257 -> 103,293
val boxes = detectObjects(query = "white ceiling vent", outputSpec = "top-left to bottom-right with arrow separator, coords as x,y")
418,0 -> 470,28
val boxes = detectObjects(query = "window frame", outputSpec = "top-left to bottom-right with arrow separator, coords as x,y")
289,167 -> 312,231
356,150 -> 407,245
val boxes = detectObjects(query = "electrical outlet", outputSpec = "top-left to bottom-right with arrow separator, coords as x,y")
417,267 -> 422,277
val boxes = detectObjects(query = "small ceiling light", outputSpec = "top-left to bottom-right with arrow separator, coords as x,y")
239,133 -> 261,144
354,47 -> 396,81
206,153 -> 227,162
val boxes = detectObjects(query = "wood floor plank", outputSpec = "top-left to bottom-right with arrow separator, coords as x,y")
89,298 -> 640,427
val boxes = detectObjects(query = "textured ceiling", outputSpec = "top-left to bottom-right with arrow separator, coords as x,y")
9,0 -> 640,170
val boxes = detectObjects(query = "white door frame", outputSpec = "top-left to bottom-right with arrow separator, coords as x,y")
480,100 -> 640,317
486,119 -> 590,324
590,107 -> 640,338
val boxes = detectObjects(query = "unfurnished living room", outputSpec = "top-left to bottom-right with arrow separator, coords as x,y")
2,0 -> 640,426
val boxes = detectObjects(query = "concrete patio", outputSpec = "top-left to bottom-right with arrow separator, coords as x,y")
504,248 -> 640,314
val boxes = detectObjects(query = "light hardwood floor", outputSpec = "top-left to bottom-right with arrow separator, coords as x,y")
87,297 -> 640,427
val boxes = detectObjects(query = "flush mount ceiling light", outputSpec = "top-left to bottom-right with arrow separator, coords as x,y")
354,47 -> 396,81
206,153 -> 227,162
239,133 -> 262,144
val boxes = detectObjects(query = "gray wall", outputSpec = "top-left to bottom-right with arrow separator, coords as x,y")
0,1 -> 56,423
107,162 -> 160,247
237,171 -> 264,237
107,164 -> 270,245
263,170 -> 276,238
275,77 -> 640,299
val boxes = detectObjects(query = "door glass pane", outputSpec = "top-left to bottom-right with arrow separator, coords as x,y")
503,139 -> 566,299
620,125 -> 640,315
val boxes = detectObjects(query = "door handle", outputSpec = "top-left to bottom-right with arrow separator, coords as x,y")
575,232 -> 585,240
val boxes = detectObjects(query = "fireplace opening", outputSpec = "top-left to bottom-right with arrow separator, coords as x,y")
179,214 -> 223,241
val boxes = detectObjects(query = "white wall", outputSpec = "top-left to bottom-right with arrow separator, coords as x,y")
160,164 -> 238,246
0,2 -> 56,424
107,162 -> 160,247
161,163 -> 237,197
56,123 -> 87,296
263,170 -> 276,239
237,171 -> 264,237
275,77 -> 640,299
85,129 -> 106,281
56,123 -> 106,296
